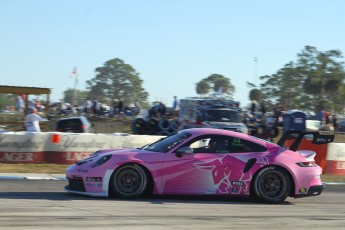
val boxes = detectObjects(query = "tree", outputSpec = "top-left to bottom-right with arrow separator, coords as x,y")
196,74 -> 235,98
259,46 -> 345,113
297,46 -> 345,112
86,58 -> 149,107
63,88 -> 89,105
249,88 -> 262,102
196,80 -> 210,95
0,94 -> 14,110
260,62 -> 307,110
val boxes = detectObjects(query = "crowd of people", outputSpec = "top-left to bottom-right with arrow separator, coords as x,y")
319,110 -> 339,131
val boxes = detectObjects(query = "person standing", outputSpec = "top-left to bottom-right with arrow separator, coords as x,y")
82,98 -> 92,115
25,107 -> 48,132
332,113 -> 338,131
173,96 -> 179,117
118,98 -> 124,118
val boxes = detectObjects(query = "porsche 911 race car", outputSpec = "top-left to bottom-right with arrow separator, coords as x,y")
65,128 -> 333,203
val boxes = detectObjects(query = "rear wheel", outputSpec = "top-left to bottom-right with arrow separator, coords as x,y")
252,166 -> 291,203
110,164 -> 148,199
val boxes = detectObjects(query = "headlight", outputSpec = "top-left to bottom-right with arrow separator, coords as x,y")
91,154 -> 112,168
75,154 -> 98,166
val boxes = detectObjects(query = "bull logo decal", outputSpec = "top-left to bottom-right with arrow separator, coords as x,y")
195,155 -> 252,194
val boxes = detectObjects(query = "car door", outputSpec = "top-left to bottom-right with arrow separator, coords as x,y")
160,135 -> 241,195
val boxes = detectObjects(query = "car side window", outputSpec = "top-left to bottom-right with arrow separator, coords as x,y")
180,135 -> 267,154
228,137 -> 267,153
184,135 -> 231,154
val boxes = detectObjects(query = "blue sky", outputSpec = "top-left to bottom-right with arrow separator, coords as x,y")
1,0 -> 345,108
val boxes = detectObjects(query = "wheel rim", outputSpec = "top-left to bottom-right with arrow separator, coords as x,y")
114,166 -> 145,196
258,170 -> 287,200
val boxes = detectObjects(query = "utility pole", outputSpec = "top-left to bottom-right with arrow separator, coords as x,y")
70,67 -> 78,105
254,57 -> 258,86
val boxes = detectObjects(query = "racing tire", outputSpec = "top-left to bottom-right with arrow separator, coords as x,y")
158,119 -> 171,131
169,119 -> 179,131
147,118 -> 159,133
131,118 -> 148,134
110,164 -> 148,199
252,166 -> 291,204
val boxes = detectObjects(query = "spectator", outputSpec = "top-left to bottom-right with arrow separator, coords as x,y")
158,102 -> 166,118
25,107 -> 48,132
332,114 -> 338,131
118,98 -> 124,118
134,101 -> 141,115
82,98 -> 92,115
112,99 -> 119,115
172,96 -> 179,117
15,95 -> 25,113
325,111 -> 331,130
118,98 -> 124,113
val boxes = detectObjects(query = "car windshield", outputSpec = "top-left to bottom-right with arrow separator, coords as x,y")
141,131 -> 192,152
204,109 -> 242,122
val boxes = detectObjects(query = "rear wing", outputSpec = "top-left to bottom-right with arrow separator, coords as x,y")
277,130 -> 334,151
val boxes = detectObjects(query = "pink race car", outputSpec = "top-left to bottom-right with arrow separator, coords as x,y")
65,128 -> 333,203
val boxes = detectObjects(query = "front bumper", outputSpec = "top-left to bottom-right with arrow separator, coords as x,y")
64,169 -> 114,197
294,183 -> 325,198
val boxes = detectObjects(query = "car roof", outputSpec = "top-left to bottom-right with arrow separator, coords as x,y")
181,128 -> 273,145
57,116 -> 87,121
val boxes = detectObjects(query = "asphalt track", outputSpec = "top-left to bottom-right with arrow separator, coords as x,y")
0,179 -> 344,230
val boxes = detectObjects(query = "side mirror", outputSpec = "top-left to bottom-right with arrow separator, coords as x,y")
175,147 -> 193,157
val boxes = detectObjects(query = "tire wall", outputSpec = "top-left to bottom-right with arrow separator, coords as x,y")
132,118 -> 179,136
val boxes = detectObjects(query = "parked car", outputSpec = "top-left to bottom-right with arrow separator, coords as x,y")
54,116 -> 93,133
65,128 -> 333,203
337,120 -> 345,133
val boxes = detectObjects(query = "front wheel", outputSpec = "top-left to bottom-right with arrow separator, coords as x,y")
252,166 -> 291,203
110,164 -> 148,199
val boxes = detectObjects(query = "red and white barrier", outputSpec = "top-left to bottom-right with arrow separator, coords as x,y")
324,143 -> 345,175
1,131 -> 345,176
0,132 -> 163,164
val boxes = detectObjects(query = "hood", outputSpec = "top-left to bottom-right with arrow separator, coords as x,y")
90,148 -> 126,157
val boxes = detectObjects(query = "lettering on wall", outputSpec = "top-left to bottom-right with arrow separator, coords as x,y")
0,152 -> 34,162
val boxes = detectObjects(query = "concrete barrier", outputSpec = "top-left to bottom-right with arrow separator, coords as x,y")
324,143 -> 345,175
0,132 -> 163,164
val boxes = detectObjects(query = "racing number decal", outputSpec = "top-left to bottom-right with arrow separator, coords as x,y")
231,138 -> 243,147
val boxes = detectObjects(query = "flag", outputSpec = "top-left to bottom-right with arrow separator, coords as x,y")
70,67 -> 77,78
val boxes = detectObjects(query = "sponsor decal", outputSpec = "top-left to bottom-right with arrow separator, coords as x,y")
312,134 -> 334,144
77,169 -> 88,173
0,152 -> 34,162
0,136 -> 44,151
86,182 -> 102,188
59,135 -> 106,151
86,177 -> 102,182
299,187 -> 307,193
66,152 -> 91,161
232,181 -> 244,186
0,135 -> 107,151
336,161 -> 345,170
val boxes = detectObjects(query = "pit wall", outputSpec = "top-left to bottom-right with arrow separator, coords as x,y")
0,132 -> 344,175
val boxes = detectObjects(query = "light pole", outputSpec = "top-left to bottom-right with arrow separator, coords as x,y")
254,57 -> 258,86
